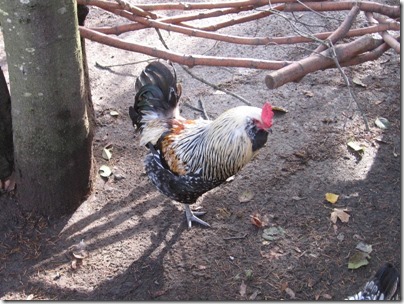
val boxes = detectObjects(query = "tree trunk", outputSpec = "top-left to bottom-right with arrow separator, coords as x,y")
0,67 -> 13,181
0,0 -> 94,216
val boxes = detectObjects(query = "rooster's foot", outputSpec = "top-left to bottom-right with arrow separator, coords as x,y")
184,204 -> 210,229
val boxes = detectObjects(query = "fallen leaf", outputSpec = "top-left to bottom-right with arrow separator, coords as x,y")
325,192 -> 339,204
330,208 -> 350,224
245,269 -> 253,280
262,226 -> 285,241
285,287 -> 296,299
249,289 -> 259,300
250,214 -> 263,227
375,117 -> 390,130
102,148 -> 112,161
337,232 -> 344,241
72,239 -> 89,259
356,242 -> 372,254
260,246 -> 285,261
239,280 -> 247,297
348,251 -> 370,269
292,196 -> 306,201
347,141 -> 365,153
71,259 -> 77,270
239,190 -> 254,203
99,165 -> 112,177
315,294 -> 320,300
272,105 -> 288,113
303,90 -> 314,97
109,110 -> 119,117
322,293 -> 332,299
26,294 -> 34,300
353,77 -> 367,87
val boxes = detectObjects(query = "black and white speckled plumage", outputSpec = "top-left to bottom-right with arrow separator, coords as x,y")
129,60 -> 273,211
346,263 -> 400,300
145,143 -> 222,204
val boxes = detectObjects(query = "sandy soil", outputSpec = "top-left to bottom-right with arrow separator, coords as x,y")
0,2 -> 400,300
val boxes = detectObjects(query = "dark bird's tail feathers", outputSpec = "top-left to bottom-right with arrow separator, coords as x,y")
347,263 -> 400,300
129,61 -> 181,131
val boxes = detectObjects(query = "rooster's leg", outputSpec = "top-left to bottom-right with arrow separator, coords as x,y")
183,204 -> 210,228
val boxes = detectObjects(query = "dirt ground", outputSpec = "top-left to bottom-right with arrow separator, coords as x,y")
0,2 -> 400,301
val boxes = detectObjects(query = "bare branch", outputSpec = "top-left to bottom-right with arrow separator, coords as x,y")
265,35 -> 384,89
365,12 -> 400,54
311,5 -> 360,54
80,26 -> 291,69
284,1 -> 400,19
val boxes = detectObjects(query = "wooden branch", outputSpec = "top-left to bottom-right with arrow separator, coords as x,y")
365,12 -> 400,54
284,1 -> 400,19
340,37 -> 398,67
90,4 -> 267,35
311,5 -> 360,54
79,26 -> 291,69
90,20 -> 400,45
158,5 -> 268,29
265,35 -> 384,89
114,0 -> 157,19
198,4 -> 284,31
130,0 -> 295,11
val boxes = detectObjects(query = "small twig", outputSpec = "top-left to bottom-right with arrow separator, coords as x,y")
180,65 -> 252,105
183,102 -> 204,113
198,99 -> 210,120
328,40 -> 369,131
95,58 -> 153,69
155,28 -> 252,106
223,233 -> 248,240
312,5 -> 360,55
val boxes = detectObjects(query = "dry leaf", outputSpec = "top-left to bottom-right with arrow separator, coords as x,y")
322,293 -> 332,299
272,105 -> 288,113
249,289 -> 259,300
325,193 -> 339,204
109,110 -> 119,117
72,239 -> 89,259
71,259 -> 77,270
102,148 -> 112,161
285,287 -> 296,299
330,208 -> 350,224
347,141 -> 365,153
353,77 -> 367,87
239,190 -> 254,203
26,294 -> 34,300
239,280 -> 247,297
250,214 -> 263,227
303,90 -> 314,97
356,242 -> 372,254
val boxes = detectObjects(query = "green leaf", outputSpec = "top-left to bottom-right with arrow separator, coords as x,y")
262,226 -> 285,241
348,251 -> 370,269
99,165 -> 112,177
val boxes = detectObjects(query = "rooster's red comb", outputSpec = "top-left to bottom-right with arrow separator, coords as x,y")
261,102 -> 273,129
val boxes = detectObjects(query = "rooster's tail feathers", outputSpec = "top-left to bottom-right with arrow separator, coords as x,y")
130,61 -> 181,131
347,263 -> 400,300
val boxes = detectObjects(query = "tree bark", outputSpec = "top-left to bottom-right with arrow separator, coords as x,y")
0,67 -> 13,181
0,0 -> 94,216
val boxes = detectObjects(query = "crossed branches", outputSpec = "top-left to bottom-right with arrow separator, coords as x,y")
77,0 -> 400,89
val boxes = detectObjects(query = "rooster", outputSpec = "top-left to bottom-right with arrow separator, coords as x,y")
346,263 -> 400,300
129,61 -> 274,228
